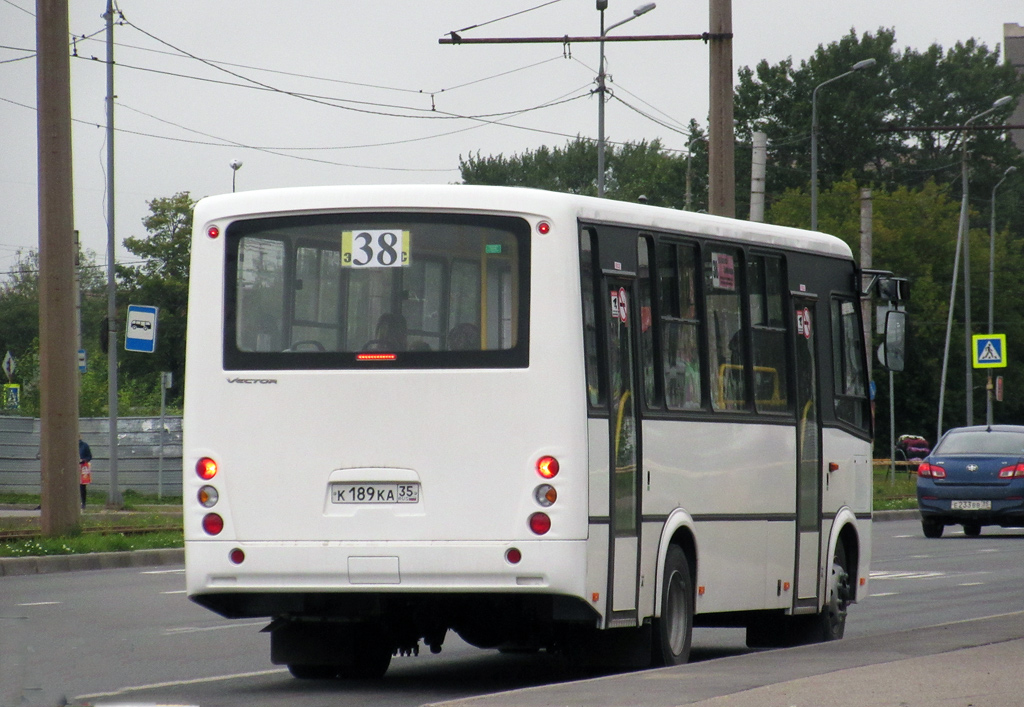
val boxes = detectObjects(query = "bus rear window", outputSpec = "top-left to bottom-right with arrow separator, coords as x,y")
223,212 -> 530,369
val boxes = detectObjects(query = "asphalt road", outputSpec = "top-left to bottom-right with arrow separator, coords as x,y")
2,517 -> 1022,707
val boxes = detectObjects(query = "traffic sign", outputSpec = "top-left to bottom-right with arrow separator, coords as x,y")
2,351 -> 14,381
125,304 -> 159,353
4,383 -> 19,410
78,349 -> 87,373
972,334 -> 1007,369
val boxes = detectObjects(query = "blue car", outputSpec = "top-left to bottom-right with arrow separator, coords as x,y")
916,425 -> 1024,538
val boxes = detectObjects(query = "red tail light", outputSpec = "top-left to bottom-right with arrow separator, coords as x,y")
537,456 -> 559,479
196,457 -> 218,480
528,512 -> 551,535
202,513 -> 224,535
999,463 -> 1024,478
918,462 -> 946,478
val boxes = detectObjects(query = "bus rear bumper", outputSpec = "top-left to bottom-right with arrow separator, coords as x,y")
185,539 -> 589,599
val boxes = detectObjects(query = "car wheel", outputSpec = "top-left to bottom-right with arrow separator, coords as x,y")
962,523 -> 982,537
652,544 -> 694,666
922,519 -> 943,538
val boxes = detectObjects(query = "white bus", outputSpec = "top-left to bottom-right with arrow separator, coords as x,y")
183,185 -> 905,679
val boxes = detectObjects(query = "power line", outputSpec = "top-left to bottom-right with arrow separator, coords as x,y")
450,0 -> 567,35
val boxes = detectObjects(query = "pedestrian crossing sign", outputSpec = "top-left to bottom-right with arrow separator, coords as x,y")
972,334 -> 1007,368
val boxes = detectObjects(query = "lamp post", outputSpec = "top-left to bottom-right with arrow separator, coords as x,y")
937,95 -> 1013,439
596,1 -> 656,197
986,165 -> 1017,425
230,159 -> 243,192
809,58 -> 876,231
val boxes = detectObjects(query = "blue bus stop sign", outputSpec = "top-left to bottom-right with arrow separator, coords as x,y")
125,305 -> 159,353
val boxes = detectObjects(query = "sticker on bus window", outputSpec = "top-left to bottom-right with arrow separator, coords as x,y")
342,230 -> 410,268
485,244 -> 502,254
711,252 -> 735,290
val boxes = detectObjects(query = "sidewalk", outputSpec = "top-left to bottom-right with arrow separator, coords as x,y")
428,612 -> 1024,707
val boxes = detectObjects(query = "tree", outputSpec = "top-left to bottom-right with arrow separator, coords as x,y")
460,134 -> 707,211
734,29 -> 1023,208
115,191 -> 195,412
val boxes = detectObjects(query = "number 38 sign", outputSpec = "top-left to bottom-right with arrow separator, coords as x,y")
342,230 -> 410,268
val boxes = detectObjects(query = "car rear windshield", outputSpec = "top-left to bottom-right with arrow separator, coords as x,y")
223,211 -> 530,370
934,430 -> 1024,456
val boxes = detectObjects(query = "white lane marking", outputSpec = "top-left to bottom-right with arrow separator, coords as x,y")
870,570 -> 945,580
959,582 -> 984,587
141,569 -> 185,575
17,601 -> 61,607
869,592 -> 898,597
163,620 -> 265,635
161,590 -> 187,595
77,668 -> 288,700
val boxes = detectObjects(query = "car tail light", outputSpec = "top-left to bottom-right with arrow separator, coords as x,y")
528,512 -> 551,535
197,457 -> 218,480
999,463 -> 1024,478
537,456 -> 559,479
202,513 -> 224,535
918,462 -> 946,478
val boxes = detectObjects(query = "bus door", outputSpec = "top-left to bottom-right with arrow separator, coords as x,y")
792,296 -> 823,611
604,277 -> 641,620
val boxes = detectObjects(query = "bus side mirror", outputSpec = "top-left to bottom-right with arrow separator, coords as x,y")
882,309 -> 907,372
876,277 -> 909,303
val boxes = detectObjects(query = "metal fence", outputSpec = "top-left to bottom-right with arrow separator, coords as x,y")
0,415 -> 182,497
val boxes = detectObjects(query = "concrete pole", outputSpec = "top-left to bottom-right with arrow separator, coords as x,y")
105,0 -> 122,506
749,132 -> 766,222
36,0 -> 80,534
707,0 -> 735,217
860,189 -> 873,384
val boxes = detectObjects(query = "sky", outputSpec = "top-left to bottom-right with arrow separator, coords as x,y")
1,1 -> 1021,277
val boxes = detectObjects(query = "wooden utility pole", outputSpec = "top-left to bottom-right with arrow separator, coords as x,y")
708,0 -> 735,217
37,0 -> 80,534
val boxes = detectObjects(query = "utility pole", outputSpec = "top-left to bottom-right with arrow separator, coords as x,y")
105,0 -> 122,506
37,0 -> 80,534
707,0 -> 734,217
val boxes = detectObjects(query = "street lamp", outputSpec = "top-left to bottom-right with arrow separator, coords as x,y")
986,164 -> 1016,424
596,1 -> 656,197
230,159 -> 243,192
810,58 -> 876,231
937,94 -> 1013,438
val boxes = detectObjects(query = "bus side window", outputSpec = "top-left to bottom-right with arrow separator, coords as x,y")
748,255 -> 790,413
832,297 -> 869,430
705,247 -> 747,411
579,230 -> 605,407
637,235 -> 660,408
658,241 -> 703,411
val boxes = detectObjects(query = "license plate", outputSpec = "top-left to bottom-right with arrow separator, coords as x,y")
950,500 -> 991,511
331,483 -> 420,504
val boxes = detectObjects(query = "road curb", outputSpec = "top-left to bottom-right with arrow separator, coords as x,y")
0,547 -> 184,577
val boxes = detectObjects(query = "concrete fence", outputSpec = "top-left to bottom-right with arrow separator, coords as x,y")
0,415 -> 182,497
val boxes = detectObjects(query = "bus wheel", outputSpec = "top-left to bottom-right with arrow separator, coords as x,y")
336,627 -> 392,680
819,542 -> 850,642
287,664 -> 337,680
653,544 -> 693,666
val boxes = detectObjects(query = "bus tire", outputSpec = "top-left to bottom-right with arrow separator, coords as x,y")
287,664 -> 337,680
336,627 -> 392,680
817,541 -> 850,642
652,544 -> 693,666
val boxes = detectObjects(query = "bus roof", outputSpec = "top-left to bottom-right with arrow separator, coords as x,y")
194,184 -> 854,260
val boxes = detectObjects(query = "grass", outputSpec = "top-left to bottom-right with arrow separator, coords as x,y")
1,468 -> 920,557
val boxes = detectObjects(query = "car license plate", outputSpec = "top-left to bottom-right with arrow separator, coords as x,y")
331,483 -> 420,504
950,500 -> 991,511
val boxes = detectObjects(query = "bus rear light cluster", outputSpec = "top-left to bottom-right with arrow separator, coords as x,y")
229,548 -> 245,564
917,462 -> 946,478
198,485 -> 219,508
534,484 -> 557,507
528,512 -> 551,535
202,513 -> 224,535
536,456 -> 559,479
505,547 -> 522,564
197,457 -> 218,480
